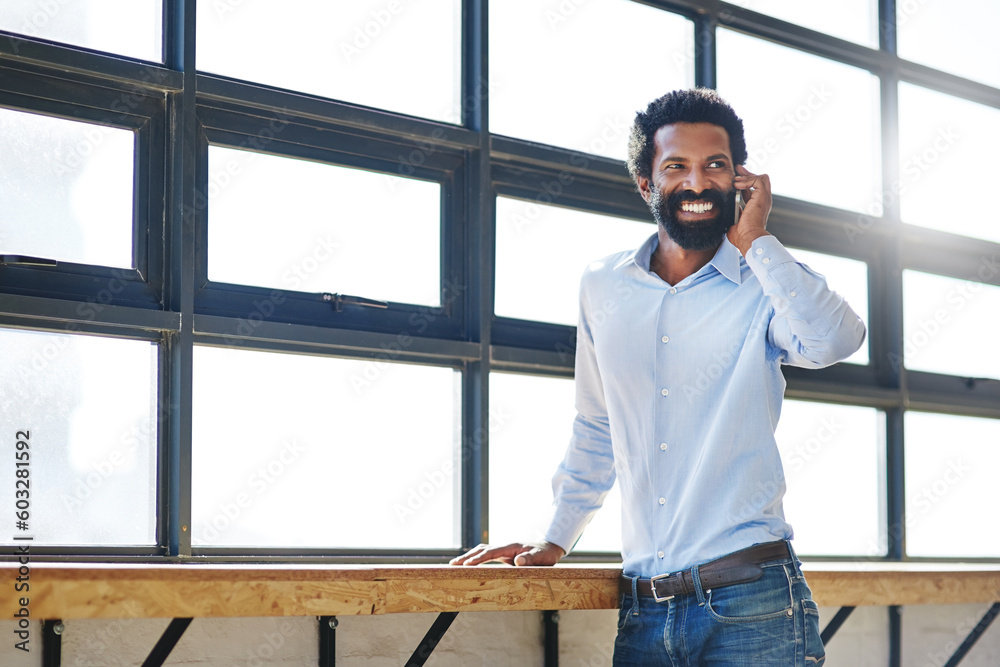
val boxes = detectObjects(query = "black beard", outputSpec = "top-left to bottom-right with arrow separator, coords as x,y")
649,187 -> 736,251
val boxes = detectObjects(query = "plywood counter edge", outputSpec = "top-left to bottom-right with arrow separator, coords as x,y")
0,563 -> 622,620
2,563 -> 998,620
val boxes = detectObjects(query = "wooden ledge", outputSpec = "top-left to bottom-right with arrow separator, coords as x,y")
0,563 -> 621,620
2,562 -> 999,620
803,562 -> 1000,608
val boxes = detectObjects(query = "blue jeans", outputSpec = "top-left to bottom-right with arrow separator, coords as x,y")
614,545 -> 825,666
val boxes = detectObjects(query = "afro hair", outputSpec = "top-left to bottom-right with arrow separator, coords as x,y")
626,88 -> 748,186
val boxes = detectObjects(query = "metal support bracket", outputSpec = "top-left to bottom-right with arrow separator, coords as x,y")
42,619 -> 64,667
889,605 -> 902,667
943,602 -> 1000,667
820,606 -> 855,644
404,611 -> 457,667
543,610 -> 559,667
319,615 -> 337,666
141,618 -> 193,667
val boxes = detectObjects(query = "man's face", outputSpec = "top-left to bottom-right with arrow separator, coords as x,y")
640,122 -> 737,251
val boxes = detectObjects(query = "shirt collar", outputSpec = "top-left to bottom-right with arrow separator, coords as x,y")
708,236 -> 744,285
615,232 -> 744,285
614,232 -> 658,271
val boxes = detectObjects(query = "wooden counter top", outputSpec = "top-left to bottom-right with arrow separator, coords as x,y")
2,561 -> 998,620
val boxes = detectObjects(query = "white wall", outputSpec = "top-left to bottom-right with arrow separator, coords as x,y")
1,604 -> 999,665
902,604 -> 1000,667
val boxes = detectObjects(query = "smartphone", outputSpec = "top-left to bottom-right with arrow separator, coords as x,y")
733,190 -> 744,227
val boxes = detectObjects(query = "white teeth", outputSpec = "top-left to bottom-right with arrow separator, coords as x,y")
681,201 -> 713,214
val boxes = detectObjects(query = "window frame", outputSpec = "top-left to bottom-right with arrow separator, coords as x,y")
0,59 -> 168,309
193,94 -> 470,340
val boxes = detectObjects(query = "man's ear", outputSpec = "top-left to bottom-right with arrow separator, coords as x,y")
637,176 -> 652,203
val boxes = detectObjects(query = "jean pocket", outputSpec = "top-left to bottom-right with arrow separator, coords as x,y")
705,563 -> 794,624
617,594 -> 634,630
802,599 -> 826,665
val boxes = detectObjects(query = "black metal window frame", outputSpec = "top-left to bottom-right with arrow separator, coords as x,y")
191,90 -> 469,339
0,58 -> 168,309
0,0 -> 997,566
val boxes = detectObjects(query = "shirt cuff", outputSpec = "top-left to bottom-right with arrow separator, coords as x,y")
743,235 -> 796,275
543,504 -> 591,556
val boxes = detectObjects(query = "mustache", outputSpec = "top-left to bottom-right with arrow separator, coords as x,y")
665,188 -> 731,211
649,186 -> 735,251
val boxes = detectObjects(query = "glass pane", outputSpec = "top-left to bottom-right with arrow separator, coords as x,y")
905,412 -> 1000,558
208,146 -> 441,306
495,198 -> 652,325
898,0 -> 1000,89
776,401 -> 884,557
489,372 -> 621,552
197,0 -> 461,123
788,248 -> 870,365
192,346 -> 460,549
732,0 -> 878,46
0,328 -> 157,546
0,107 -> 134,268
490,0 -> 694,159
898,84 -> 1000,244
717,30 -> 881,215
0,0 -> 162,62
902,270 -> 1000,379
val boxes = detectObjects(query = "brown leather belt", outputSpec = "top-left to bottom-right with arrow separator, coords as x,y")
620,540 -> 792,602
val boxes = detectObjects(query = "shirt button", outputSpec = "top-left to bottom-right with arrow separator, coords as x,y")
790,291 -> 797,297
669,287 -> 677,294
661,335 -> 669,343
658,497 -> 666,505
755,247 -> 763,255
657,550 -> 665,558
661,388 -> 669,396
660,442 -> 668,451
762,258 -> 770,264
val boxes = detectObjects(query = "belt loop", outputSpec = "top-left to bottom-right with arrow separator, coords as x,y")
630,575 -> 640,616
785,539 -> 802,572
785,540 -> 802,569
691,566 -> 706,605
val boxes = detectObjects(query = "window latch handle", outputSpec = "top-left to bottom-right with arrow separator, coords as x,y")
1,254 -> 58,267
322,293 -> 388,313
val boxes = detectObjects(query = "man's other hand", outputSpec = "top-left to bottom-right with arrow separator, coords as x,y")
448,541 -> 566,566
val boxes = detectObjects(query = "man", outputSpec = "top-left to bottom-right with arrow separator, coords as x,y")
452,88 -> 865,665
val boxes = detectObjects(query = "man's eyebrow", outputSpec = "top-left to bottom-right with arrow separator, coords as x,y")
659,153 -> 731,163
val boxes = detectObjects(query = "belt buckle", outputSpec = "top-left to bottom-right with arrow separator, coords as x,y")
649,572 -> 675,603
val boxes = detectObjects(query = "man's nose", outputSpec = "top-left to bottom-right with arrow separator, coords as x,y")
682,167 -> 710,193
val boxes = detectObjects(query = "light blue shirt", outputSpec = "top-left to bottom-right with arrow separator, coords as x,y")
545,232 -> 866,577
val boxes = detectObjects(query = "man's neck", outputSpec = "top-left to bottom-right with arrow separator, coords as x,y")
650,229 -> 721,286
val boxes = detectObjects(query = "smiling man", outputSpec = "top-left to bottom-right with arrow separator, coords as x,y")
452,88 -> 866,665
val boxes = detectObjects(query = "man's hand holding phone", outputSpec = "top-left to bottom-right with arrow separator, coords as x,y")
727,164 -> 773,257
